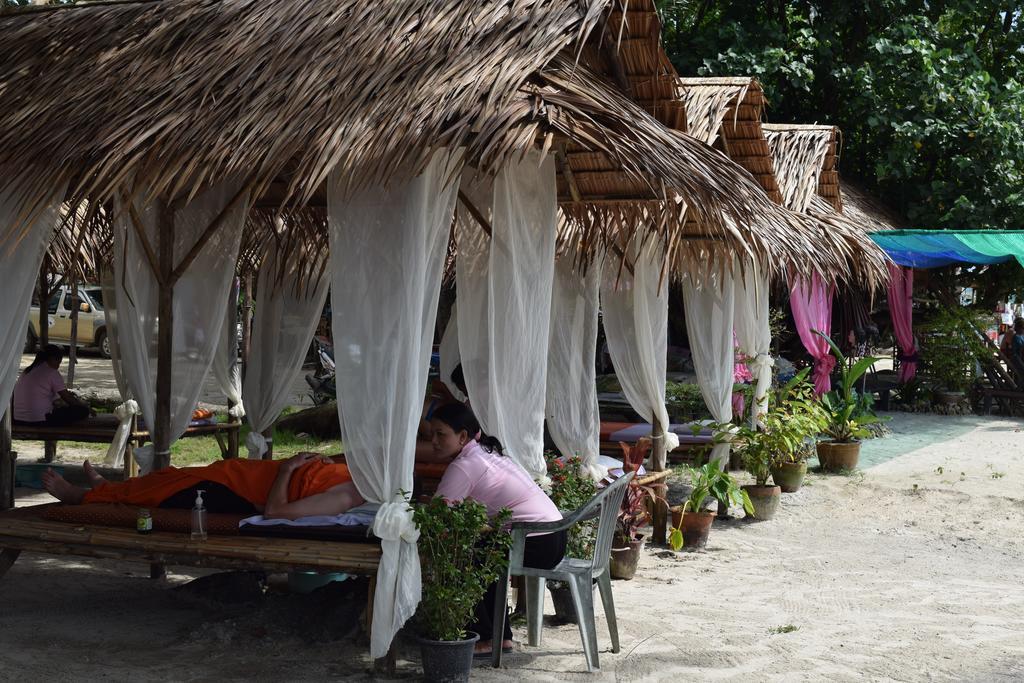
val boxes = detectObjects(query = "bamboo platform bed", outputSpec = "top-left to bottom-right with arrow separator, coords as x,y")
9,414 -> 242,472
0,505 -> 386,661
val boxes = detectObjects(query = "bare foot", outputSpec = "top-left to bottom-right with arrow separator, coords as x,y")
83,460 -> 107,487
474,639 -> 513,655
41,468 -> 88,504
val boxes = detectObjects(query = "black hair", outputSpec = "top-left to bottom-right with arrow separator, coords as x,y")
24,344 -> 63,374
430,402 -> 504,456
450,364 -> 467,395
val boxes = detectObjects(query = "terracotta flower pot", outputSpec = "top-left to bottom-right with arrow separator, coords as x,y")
742,484 -> 781,520
816,441 -> 861,472
670,508 -> 715,550
609,534 -> 645,580
771,460 -> 808,492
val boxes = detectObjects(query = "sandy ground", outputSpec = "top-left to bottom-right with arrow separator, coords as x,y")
2,412 -> 1024,682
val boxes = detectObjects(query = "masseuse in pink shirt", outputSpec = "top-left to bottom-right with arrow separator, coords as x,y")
430,402 -> 565,657
12,345 -> 92,427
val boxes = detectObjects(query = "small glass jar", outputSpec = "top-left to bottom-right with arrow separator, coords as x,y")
137,508 -> 153,535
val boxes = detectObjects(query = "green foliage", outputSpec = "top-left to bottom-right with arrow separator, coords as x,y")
668,462 -> 752,551
918,305 -> 988,391
545,454 -> 597,560
413,498 -> 511,642
659,1 -> 1024,299
733,369 -> 828,483
665,380 -> 712,422
814,332 -> 882,443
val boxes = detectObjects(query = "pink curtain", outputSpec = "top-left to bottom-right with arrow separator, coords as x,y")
887,263 -> 918,383
790,274 -> 836,395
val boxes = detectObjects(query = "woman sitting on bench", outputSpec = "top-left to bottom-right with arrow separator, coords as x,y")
41,453 -> 363,520
12,344 -> 92,427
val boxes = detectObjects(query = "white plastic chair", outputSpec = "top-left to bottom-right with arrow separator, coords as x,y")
491,471 -> 634,671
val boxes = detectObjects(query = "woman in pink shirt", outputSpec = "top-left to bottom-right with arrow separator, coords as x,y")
12,345 -> 92,426
430,403 -> 564,657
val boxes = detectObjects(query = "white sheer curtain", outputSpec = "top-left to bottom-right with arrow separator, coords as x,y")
438,300 -> 466,403
546,254 -> 604,480
733,262 -> 773,425
212,280 -> 245,421
99,268 -> 139,468
682,268 -> 736,467
100,268 -> 130,399
600,237 -> 680,466
328,149 -> 463,660
243,249 -> 330,459
113,181 -> 248,470
0,183 -> 63,419
456,151 -> 558,482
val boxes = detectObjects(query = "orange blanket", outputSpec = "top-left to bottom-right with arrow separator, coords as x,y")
83,459 -> 351,508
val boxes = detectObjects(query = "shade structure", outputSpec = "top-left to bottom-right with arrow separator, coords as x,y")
870,230 -> 1024,269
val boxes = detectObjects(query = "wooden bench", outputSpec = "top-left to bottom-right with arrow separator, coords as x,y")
9,414 -> 241,478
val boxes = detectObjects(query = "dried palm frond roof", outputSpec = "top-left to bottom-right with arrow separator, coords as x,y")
0,0 -> 761,228
676,77 -> 782,204
763,123 -> 842,213
839,181 -> 907,233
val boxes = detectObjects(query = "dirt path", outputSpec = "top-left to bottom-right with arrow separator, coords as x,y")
2,413 -> 1023,681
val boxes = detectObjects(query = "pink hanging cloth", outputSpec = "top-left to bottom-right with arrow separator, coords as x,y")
887,263 -> 918,383
789,273 -> 836,395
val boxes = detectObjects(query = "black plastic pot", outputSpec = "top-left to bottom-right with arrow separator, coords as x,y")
418,631 -> 479,682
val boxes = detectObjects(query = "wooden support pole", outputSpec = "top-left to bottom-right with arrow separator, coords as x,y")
67,275 -> 80,388
0,408 -> 13,511
650,413 -> 668,545
153,200 -> 175,472
262,427 -> 274,461
241,274 -> 253,382
37,255 -> 49,350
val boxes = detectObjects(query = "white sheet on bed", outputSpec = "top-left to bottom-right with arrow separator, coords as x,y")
239,502 -> 380,528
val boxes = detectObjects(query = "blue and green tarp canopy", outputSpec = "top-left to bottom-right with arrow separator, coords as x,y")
870,230 -> 1024,269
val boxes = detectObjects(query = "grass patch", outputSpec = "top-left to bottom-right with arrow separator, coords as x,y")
769,624 -> 799,635
47,424 -> 342,468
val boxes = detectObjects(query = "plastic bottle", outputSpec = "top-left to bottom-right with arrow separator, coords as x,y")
190,489 -> 207,541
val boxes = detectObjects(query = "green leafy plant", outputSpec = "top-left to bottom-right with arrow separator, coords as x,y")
732,369 -> 828,482
665,381 -> 712,422
413,497 -> 511,642
814,331 -> 881,443
545,453 -> 597,560
668,462 -> 752,551
918,306 -> 987,393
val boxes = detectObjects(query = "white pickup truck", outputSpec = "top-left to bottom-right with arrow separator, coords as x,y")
26,286 -> 111,358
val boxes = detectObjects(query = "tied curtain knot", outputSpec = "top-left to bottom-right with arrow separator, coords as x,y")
813,354 -> 837,394
372,500 -> 419,544
245,431 -> 269,459
229,402 -> 246,419
651,429 -> 680,452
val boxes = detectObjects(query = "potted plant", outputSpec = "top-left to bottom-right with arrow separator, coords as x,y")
813,332 -> 881,472
544,454 -> 597,623
413,497 -> 511,682
609,439 -> 653,580
917,307 -> 984,404
667,462 -> 752,551
767,369 -> 828,492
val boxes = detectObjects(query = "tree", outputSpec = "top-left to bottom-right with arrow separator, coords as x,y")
658,1 -> 1024,296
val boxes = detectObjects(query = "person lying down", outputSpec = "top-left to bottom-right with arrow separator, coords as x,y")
41,453 -> 364,520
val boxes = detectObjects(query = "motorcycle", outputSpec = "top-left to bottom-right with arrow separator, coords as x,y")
305,336 -> 336,405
